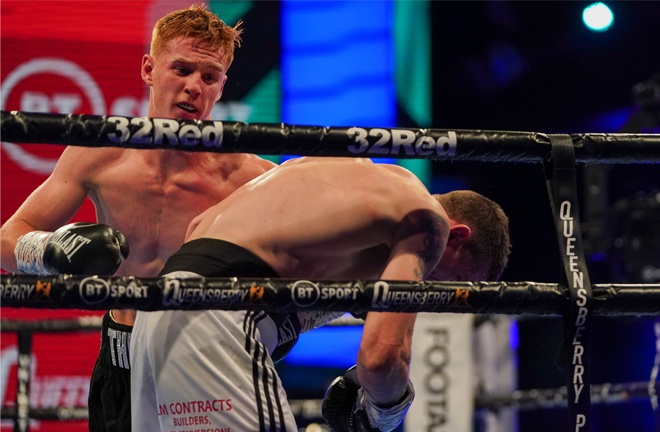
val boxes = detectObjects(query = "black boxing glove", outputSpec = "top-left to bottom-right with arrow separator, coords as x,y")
322,366 -> 414,432
43,222 -> 129,275
15,222 -> 129,275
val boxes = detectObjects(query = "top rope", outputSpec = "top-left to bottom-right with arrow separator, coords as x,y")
2,110 -> 659,163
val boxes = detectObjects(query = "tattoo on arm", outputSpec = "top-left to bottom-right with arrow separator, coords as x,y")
396,210 -> 449,279
415,213 -> 448,277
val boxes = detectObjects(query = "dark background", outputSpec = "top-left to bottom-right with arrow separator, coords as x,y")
427,2 -> 659,431
278,2 -> 660,431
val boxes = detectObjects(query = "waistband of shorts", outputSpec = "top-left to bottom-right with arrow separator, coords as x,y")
98,311 -> 133,370
159,238 -> 279,277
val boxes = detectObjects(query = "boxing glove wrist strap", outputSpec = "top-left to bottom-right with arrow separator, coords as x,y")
359,381 -> 415,431
15,231 -> 52,274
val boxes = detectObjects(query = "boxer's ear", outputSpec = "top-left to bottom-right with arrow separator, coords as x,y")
448,224 -> 471,247
142,54 -> 155,86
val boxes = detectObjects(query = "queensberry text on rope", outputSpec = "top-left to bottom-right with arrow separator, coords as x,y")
559,199 -> 590,430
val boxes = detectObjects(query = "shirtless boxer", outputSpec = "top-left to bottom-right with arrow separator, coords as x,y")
0,5 -> 276,431
130,157 -> 511,432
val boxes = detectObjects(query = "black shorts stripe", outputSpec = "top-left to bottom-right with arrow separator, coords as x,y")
243,310 -> 289,432
244,311 -> 264,430
259,346 -> 277,431
273,366 -> 287,431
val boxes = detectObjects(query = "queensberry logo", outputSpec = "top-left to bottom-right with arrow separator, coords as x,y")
371,281 -> 471,309
106,116 -> 223,148
249,283 -> 266,301
346,127 -> 457,157
162,278 -> 249,306
0,280 -> 52,302
35,281 -> 52,299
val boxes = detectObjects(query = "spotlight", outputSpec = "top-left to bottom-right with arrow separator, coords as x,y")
582,2 -> 614,32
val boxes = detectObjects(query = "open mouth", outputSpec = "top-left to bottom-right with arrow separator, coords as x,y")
177,103 -> 197,113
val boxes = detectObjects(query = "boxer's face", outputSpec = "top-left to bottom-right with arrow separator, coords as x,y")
142,36 -> 228,121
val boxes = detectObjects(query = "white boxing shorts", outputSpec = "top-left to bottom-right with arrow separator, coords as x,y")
131,301 -> 297,431
131,239 -> 298,432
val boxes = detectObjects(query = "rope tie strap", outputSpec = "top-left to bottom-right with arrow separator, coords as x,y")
544,134 -> 594,431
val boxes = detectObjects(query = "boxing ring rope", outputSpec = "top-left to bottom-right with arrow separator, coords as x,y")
2,110 -> 660,432
1,315 -> 658,423
2,110 -> 660,163
3,385 -> 659,422
1,275 -> 660,315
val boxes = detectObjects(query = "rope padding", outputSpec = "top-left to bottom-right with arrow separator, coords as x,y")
2,110 -> 659,163
1,274 -> 659,316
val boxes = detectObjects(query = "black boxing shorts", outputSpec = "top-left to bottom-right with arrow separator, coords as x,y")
88,311 -> 133,432
158,238 -> 279,278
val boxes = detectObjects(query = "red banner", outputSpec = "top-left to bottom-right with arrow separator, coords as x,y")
1,2 -> 157,429
1,1 -> 153,224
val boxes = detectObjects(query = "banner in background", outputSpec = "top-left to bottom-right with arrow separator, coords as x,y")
1,0 -> 150,229
1,2 -> 152,429
1,2 -> 279,430
405,313 -> 475,432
